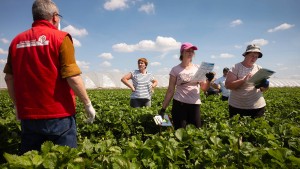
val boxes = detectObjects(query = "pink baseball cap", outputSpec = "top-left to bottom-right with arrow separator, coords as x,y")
180,42 -> 198,53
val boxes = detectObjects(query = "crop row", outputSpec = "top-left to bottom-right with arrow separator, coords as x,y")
0,87 -> 299,168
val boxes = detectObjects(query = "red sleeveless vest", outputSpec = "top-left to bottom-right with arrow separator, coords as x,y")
10,20 -> 76,119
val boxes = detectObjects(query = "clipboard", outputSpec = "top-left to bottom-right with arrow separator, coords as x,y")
247,68 -> 275,85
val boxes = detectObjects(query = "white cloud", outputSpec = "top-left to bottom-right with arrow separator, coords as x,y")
99,53 -> 114,59
76,60 -> 90,71
279,67 -> 288,70
0,48 -> 8,55
268,23 -> 295,33
62,25 -> 88,37
0,59 -> 7,64
111,69 -> 120,72
211,53 -> 234,59
234,45 -> 242,49
112,36 -> 181,53
230,19 -> 243,27
138,2 -> 155,14
173,54 -> 179,60
150,62 -> 161,66
155,36 -> 181,51
72,38 -> 81,47
1,38 -> 9,44
101,61 -> 111,67
220,53 -> 235,58
247,39 -> 269,46
112,43 -> 135,52
137,40 -> 156,51
156,53 -> 167,59
104,0 -> 129,11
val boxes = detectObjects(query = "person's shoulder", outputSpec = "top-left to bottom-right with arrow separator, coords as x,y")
59,30 -> 70,37
132,70 -> 139,74
55,30 -> 69,39
235,62 -> 242,67
214,76 -> 221,83
193,64 -> 200,69
8,28 -> 32,47
12,28 -> 31,40
232,62 -> 242,69
169,64 -> 181,74
173,63 -> 181,68
216,76 -> 223,80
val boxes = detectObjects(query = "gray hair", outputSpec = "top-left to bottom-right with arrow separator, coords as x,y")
32,0 -> 59,21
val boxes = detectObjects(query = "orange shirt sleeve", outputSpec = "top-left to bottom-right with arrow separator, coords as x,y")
60,35 -> 82,78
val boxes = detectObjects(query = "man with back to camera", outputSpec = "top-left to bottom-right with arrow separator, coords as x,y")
3,0 -> 96,154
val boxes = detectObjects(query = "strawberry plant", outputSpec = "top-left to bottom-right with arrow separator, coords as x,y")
0,87 -> 300,168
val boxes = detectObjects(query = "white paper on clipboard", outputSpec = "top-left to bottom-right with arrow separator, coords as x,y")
191,62 -> 214,82
247,68 -> 275,85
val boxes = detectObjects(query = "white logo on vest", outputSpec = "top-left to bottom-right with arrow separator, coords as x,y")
17,35 -> 49,48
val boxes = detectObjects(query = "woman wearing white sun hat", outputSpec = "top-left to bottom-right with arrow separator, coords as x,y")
225,44 -> 269,118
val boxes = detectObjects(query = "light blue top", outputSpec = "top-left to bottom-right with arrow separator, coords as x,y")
214,76 -> 230,97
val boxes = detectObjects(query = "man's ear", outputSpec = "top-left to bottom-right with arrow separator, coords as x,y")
51,14 -> 59,25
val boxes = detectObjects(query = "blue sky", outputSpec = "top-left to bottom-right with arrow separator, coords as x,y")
0,0 -> 299,80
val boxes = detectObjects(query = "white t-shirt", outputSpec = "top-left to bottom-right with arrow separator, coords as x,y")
214,76 -> 230,97
170,64 -> 201,104
228,63 -> 266,109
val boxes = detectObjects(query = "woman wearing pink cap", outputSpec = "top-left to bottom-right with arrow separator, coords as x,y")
159,42 -> 214,129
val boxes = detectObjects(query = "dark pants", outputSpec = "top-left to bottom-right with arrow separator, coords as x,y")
205,87 -> 220,97
221,96 -> 229,101
130,98 -> 151,108
229,105 -> 265,119
20,115 -> 77,155
171,99 -> 201,130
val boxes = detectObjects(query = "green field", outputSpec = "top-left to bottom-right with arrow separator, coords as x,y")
1,87 -> 300,168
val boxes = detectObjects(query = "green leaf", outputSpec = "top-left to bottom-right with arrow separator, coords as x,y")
140,147 -> 152,159
109,146 -> 122,154
175,128 -> 188,142
82,137 -> 94,157
42,153 -> 58,169
209,136 -> 222,147
111,155 -> 129,168
41,141 -> 54,154
3,153 -> 31,167
31,154 -> 43,167
267,149 -> 284,162
288,155 -> 300,166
